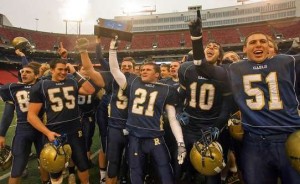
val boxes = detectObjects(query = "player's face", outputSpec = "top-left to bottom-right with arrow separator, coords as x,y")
268,41 -> 277,58
134,65 -> 141,76
160,66 -> 170,79
223,52 -> 240,63
20,68 -> 37,85
51,63 -> 68,82
170,62 -> 180,77
244,33 -> 269,63
121,61 -> 134,73
141,65 -> 159,83
204,43 -> 221,64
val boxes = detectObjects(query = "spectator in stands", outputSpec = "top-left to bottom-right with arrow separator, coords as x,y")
160,63 -> 171,79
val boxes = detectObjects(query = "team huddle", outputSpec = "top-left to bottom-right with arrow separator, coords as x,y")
1,10 -> 300,184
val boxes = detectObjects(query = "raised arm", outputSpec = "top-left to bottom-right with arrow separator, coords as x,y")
76,38 -> 105,88
189,10 -> 228,81
109,37 -> 127,89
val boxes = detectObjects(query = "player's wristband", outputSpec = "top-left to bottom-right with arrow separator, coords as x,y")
73,72 -> 87,87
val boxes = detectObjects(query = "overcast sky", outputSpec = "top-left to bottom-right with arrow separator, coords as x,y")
0,0 -> 263,34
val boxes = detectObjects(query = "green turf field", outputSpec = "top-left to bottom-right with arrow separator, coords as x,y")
0,101 -> 102,183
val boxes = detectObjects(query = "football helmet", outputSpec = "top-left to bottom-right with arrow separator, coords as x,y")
190,129 -> 225,176
11,37 -> 32,52
285,130 -> 300,173
228,111 -> 244,141
0,145 -> 12,171
40,135 -> 72,173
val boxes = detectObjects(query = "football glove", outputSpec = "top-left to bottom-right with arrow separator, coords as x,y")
109,35 -> 119,50
177,142 -> 186,165
75,38 -> 89,53
189,10 -> 203,40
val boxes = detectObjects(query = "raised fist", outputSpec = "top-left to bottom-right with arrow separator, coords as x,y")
75,38 -> 89,53
189,10 -> 203,39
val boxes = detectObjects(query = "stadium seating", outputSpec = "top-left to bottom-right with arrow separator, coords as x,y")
0,69 -> 18,85
0,19 -> 299,52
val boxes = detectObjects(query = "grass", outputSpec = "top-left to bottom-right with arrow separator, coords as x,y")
0,101 -> 102,184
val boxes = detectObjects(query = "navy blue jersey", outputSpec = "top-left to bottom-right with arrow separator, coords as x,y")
78,81 -> 101,116
125,77 -> 179,138
229,54 -> 300,135
29,78 -> 81,133
159,77 -> 180,91
0,83 -> 37,124
178,61 -> 229,131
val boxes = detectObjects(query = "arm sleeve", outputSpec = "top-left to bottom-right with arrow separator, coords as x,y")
166,104 -> 184,143
213,94 -> 233,130
21,56 -> 29,67
191,38 -> 205,61
109,50 -> 127,89
0,102 -> 15,136
96,44 -> 109,71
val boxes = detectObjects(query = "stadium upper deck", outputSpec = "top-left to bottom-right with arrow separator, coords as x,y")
0,0 -> 299,63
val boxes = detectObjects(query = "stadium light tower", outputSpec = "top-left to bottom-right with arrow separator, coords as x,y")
237,0 -> 250,5
35,18 -> 39,31
63,19 -> 82,35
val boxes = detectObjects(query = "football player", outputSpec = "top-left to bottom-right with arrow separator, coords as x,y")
76,38 -> 138,184
27,59 -> 97,184
191,11 -> 300,184
0,63 -> 50,184
178,10 -> 233,183
109,37 -> 186,184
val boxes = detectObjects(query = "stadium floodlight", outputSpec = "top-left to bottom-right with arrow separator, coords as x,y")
122,4 -> 156,15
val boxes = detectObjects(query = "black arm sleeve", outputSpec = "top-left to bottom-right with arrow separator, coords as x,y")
213,94 -> 233,130
0,102 -> 15,136
191,39 -> 205,61
96,44 -> 109,71
195,63 -> 228,83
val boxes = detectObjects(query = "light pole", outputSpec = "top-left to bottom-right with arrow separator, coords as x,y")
35,18 -> 39,31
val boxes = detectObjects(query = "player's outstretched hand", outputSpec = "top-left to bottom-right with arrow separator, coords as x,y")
189,10 -> 203,40
177,142 -> 187,164
75,38 -> 89,53
109,35 -> 119,50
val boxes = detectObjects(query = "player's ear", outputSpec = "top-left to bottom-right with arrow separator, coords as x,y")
243,45 -> 247,54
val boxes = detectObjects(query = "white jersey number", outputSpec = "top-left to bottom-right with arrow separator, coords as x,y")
243,72 -> 282,110
48,87 -> 76,112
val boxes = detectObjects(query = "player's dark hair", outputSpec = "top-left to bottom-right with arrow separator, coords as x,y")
27,62 -> 41,75
49,59 -> 67,69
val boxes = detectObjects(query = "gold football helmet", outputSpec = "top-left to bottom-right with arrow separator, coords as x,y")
11,37 -> 32,51
228,111 -> 244,141
40,136 -> 72,173
0,145 -> 12,171
285,130 -> 300,173
190,141 -> 225,176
